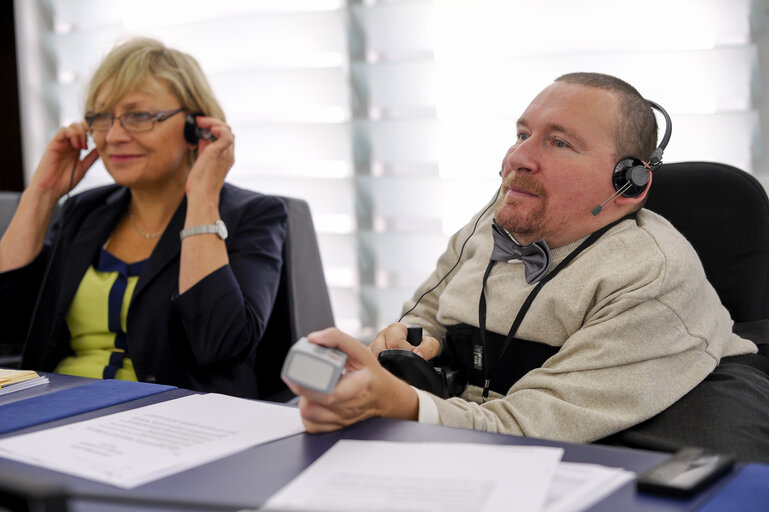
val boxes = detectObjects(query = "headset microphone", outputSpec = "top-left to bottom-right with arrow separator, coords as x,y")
591,177 -> 638,216
591,99 -> 672,216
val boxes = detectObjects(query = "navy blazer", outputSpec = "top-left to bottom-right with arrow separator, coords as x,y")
0,183 -> 288,398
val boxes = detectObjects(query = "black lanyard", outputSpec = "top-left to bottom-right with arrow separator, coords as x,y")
478,213 -> 637,400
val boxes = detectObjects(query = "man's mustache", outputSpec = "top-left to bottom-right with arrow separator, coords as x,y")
502,173 -> 545,197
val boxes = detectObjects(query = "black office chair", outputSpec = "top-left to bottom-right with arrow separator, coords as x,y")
1,192 -> 27,367
0,191 -> 22,237
1,191 -> 60,236
645,161 -> 769,356
255,196 -> 335,401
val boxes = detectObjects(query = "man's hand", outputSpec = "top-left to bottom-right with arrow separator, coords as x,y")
370,322 -> 441,360
284,328 -> 419,433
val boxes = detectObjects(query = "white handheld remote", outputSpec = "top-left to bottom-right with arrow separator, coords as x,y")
281,337 -> 347,394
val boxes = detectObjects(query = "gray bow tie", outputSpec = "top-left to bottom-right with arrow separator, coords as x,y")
490,220 -> 552,284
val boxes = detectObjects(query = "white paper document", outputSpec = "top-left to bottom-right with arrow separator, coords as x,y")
263,440 -> 564,512
0,393 -> 304,488
544,462 -> 635,512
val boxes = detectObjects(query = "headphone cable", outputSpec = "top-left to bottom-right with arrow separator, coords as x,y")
22,159 -> 78,353
398,186 -> 501,323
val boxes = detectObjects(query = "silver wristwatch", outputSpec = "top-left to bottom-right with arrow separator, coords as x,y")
179,219 -> 228,240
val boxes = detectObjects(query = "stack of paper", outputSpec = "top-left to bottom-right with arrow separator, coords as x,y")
0,369 -> 49,396
262,440 -> 634,512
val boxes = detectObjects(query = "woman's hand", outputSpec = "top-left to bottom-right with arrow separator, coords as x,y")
284,328 -> 420,433
29,121 -> 99,206
0,122 -> 99,272
178,116 -> 235,294
184,116 -> 234,203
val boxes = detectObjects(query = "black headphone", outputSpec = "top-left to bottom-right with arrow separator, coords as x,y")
183,112 -> 216,144
591,100 -> 671,216
611,100 -> 672,198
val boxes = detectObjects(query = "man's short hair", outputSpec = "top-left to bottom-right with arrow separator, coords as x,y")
555,72 -> 658,163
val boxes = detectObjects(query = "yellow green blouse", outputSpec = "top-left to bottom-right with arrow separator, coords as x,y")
55,248 -> 147,380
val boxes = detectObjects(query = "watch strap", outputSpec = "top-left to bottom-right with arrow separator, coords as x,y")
179,220 -> 227,240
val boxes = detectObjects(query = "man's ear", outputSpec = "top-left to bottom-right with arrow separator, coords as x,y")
615,172 -> 653,207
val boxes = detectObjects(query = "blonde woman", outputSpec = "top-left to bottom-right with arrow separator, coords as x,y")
0,37 -> 287,398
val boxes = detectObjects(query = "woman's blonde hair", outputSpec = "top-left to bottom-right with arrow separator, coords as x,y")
84,37 -> 225,121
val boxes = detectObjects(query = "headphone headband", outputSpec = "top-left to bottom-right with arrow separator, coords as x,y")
646,99 -> 672,170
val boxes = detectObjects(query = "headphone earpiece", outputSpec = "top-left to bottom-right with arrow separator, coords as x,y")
184,112 -> 203,145
612,158 -> 650,198
184,111 -> 217,145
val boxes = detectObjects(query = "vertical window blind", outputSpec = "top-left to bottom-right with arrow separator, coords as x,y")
14,0 -> 763,340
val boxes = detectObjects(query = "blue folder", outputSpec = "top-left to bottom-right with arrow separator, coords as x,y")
0,379 -> 176,435
697,463 -> 769,512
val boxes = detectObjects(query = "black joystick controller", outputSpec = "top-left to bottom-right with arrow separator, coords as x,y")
378,325 -> 451,398
406,326 -> 422,347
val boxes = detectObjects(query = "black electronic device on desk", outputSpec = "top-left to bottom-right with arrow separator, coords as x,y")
378,326 -> 465,399
636,447 -> 735,498
0,472 -> 68,512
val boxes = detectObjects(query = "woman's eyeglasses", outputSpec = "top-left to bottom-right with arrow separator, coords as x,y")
85,108 -> 185,132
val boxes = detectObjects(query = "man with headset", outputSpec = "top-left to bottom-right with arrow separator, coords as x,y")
285,72 -> 769,462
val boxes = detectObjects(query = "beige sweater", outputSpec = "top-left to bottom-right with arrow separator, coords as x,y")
401,204 -> 757,443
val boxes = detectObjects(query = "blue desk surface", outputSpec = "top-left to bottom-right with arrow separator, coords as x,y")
0,373 -> 762,511
0,377 -> 176,435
